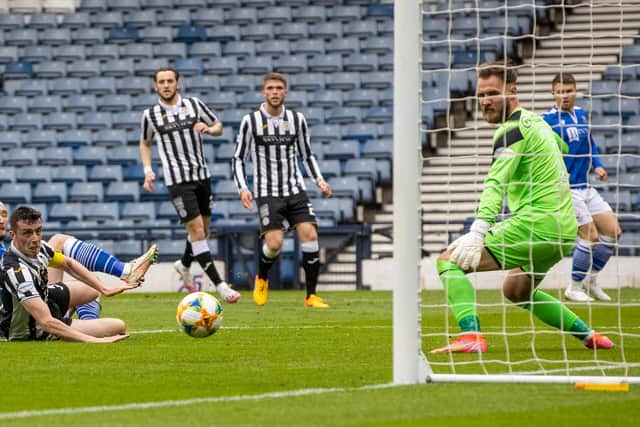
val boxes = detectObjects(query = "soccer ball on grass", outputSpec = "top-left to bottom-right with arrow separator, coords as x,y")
176,292 -> 223,338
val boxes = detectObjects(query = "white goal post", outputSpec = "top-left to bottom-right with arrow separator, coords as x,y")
392,0 -> 640,385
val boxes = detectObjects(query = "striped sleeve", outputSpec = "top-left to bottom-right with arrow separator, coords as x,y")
232,113 -> 252,192
295,112 -> 323,182
6,265 -> 39,303
194,97 -> 219,126
140,109 -> 155,142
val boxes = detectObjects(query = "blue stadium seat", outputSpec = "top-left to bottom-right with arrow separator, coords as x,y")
326,37 -> 360,56
328,71 -> 362,90
0,95 -> 27,114
155,239 -> 185,261
362,36 -> 393,55
69,182 -> 103,202
622,44 -> 640,64
620,133 -> 640,154
309,90 -> 343,108
0,131 -> 22,149
364,106 -> 393,123
75,146 -> 107,165
97,94 -> 132,113
227,8 -> 257,25
303,107 -> 325,126
362,138 -> 392,159
139,181 -> 169,202
175,24 -> 207,43
218,109 -> 246,129
119,43 -> 153,60
113,240 -> 143,259
58,129 -> 91,148
83,202 -> 119,221
329,5 -> 362,22
174,58 -> 204,76
23,129 -> 57,148
208,162 -> 232,182
273,55 -> 307,74
317,159 -> 342,179
278,22 -> 308,40
112,111 -> 140,130
156,201 -> 178,220
60,12 -> 89,29
191,9 -> 224,27
53,45 -> 86,62
0,13 -> 25,30
105,145 -> 138,166
294,5 -> 325,23
0,46 -> 19,64
89,165 -> 123,183
48,77 -> 83,96
214,180 -> 239,200
7,79 -> 46,96
5,29 -> 39,47
10,113 -> 42,131
308,54 -> 342,73
343,158 -> 378,182
33,60 -> 66,79
0,182 -> 31,204
78,112 -> 112,130
71,28 -> 104,45
621,81 -> 640,97
236,91 -> 264,109
284,92 -> 307,109
139,27 -> 174,44
157,8 -> 190,27
16,166 -> 51,184
131,93 -> 158,110
134,58 -> 169,76
102,58 -> 135,77
82,77 -> 116,95
67,59 -> 101,78
108,0 -> 142,12
207,24 -> 240,42
93,129 -> 126,148
623,156 -> 640,173
116,76 -> 150,96
33,182 -> 67,203
124,10 -> 157,28
310,197 -> 341,223
240,23 -> 274,41
48,203 -> 82,222
238,55 -> 272,75
604,65 -> 638,82
20,45 -> 52,63
39,28 -> 72,46
222,40 -> 256,59
79,0 -> 108,12
311,124 -> 341,144
328,176 -> 360,201
189,41 -> 222,59
62,95 -> 96,113
51,165 -> 87,183
343,21 -> 377,39
327,107 -> 361,124
43,112 -> 77,131
0,167 -> 17,184
258,6 -> 291,23
324,140 -> 359,160
591,80 -> 619,98
343,89 -> 378,108
152,42 -> 187,60
121,202 -> 156,221
254,39 -> 290,57
4,61 -> 33,79
309,21 -> 343,40
342,123 -> 379,142
107,27 -> 139,44
289,73 -> 325,91
38,146 -> 73,166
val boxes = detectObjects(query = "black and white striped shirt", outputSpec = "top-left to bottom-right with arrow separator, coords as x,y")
141,95 -> 219,186
0,241 -> 58,341
232,104 -> 323,198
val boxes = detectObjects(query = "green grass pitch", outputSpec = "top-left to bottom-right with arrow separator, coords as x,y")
0,290 -> 638,426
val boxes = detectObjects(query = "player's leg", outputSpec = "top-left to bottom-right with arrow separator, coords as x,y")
252,197 -> 286,306
172,181 -> 239,303
585,195 -> 622,300
290,192 -> 328,308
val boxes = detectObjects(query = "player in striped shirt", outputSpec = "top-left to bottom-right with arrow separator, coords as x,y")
0,206 -> 135,342
140,67 -> 240,303
542,72 -> 621,302
233,72 -> 332,308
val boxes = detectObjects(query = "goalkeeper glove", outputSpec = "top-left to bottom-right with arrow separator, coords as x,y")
448,219 -> 490,271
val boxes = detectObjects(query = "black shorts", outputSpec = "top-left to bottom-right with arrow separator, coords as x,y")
256,191 -> 316,236
168,179 -> 214,223
47,282 -> 71,325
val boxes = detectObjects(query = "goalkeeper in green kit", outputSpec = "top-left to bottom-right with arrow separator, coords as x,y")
431,61 -> 614,354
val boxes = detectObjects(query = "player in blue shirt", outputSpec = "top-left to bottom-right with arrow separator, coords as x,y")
542,72 -> 621,302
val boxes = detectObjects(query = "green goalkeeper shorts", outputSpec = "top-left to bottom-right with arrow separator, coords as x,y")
484,215 -> 576,282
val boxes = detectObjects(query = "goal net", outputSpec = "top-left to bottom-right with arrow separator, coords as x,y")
393,0 -> 640,385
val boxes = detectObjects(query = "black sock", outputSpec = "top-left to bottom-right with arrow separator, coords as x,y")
181,240 -> 193,268
259,251 -> 278,280
194,251 -> 222,286
302,251 -> 320,297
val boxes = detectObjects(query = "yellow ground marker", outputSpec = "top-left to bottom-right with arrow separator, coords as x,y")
575,383 -> 630,392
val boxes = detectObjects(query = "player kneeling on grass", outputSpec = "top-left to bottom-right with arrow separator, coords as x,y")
431,61 -> 614,354
0,206 -> 137,342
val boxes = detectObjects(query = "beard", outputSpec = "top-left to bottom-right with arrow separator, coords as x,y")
159,90 -> 178,104
481,103 -> 510,124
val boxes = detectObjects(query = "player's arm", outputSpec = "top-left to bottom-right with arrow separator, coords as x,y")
589,133 -> 607,180
21,297 -> 126,343
139,111 -> 156,192
49,252 -> 138,297
295,113 -> 331,197
194,98 -> 223,136
232,115 -> 254,210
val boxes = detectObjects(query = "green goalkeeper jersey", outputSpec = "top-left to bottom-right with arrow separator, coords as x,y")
476,107 -> 577,239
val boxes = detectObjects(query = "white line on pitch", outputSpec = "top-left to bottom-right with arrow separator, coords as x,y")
0,383 -> 395,421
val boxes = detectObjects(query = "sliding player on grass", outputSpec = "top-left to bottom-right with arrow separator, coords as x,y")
542,72 -> 620,302
432,61 -> 614,354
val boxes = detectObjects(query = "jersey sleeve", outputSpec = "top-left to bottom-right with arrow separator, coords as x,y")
140,109 -> 155,143
475,125 -> 524,223
193,97 -> 219,126
4,265 -> 40,303
589,133 -> 603,169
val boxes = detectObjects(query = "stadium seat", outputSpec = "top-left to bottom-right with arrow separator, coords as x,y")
294,5 -> 326,23
71,27 -> 104,45
107,0 -> 141,12
60,12 -> 89,29
155,239 -> 185,261
308,54 -> 342,73
0,166 -> 17,184
362,138 -> 392,159
10,113 -> 43,131
0,95 -> 27,113
48,77 -> 83,96
8,79 -> 47,96
329,176 -> 361,201
0,131 -> 22,149
67,59 -> 101,78
189,41 -> 222,59
139,27 -> 174,44
208,162 -> 232,182
344,158 -> 378,182
131,93 -> 158,111
113,240 -> 143,259
364,106 -> 393,123
0,46 -> 19,64
343,89 -> 378,108
78,112 -> 112,130
107,27 -> 139,44
361,36 -> 393,55
39,28 -> 72,46
23,129 -> 57,148
309,90 -> 343,108
53,45 -> 86,62
119,43 -> 153,60
62,94 -> 96,113
236,91 -> 264,109
273,55 -> 308,74
83,202 -> 119,221
33,182 -> 67,203
290,39 -> 324,56
317,159 -> 342,179
215,180 -> 239,200
207,24 -> 240,42
277,22 -> 308,40
324,140 -> 359,161
121,201 -> 156,221
218,109 -> 245,128
342,123 -> 379,142
75,146 -> 107,165
327,107 -> 361,124
58,129 -> 91,148
16,166 -> 51,184
157,8 -> 190,27
102,58 -> 135,77
89,165 -> 123,183
97,94 -> 132,113
69,182 -> 103,202
43,112 -> 77,131
622,44 -> 640,64
227,8 -> 257,25
311,124 -> 342,144
106,145 -> 139,166
240,23 -> 275,42
603,64 -> 638,81
139,181 -> 168,202
175,58 -> 204,76
329,5 -> 362,22
36,146 -> 72,166
238,56 -> 272,75
4,29 -> 39,47
112,111 -> 140,130
116,76 -> 150,96
621,81 -> 640,97
94,129 -> 127,148
48,203 -> 81,222
303,107 -> 325,126
191,9 -> 224,27
51,165 -> 87,183
4,61 -> 33,78
0,13 -> 24,30
124,10 -> 157,28
33,60 -> 66,79
20,45 -> 52,63
290,73 -> 325,91
156,201 -> 178,220
310,197 -> 342,223
0,182 -> 31,204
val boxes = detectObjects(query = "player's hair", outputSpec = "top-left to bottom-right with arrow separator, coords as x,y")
263,72 -> 287,88
10,206 -> 41,230
551,72 -> 577,88
478,60 -> 518,85
153,67 -> 180,82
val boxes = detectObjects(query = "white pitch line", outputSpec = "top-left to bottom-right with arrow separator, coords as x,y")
0,383 -> 395,421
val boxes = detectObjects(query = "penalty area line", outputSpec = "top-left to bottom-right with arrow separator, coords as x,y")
0,383 -> 395,420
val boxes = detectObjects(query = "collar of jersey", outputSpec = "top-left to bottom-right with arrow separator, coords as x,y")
158,95 -> 183,113
9,241 -> 40,265
260,103 -> 286,120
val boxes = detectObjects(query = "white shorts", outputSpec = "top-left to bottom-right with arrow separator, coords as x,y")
571,187 -> 612,226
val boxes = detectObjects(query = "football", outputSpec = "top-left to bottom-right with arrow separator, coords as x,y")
176,292 -> 223,338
